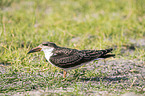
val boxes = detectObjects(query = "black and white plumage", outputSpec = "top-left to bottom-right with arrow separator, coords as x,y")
28,42 -> 115,79
50,47 -> 114,69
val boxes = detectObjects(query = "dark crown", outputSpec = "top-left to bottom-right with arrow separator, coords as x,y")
42,42 -> 57,48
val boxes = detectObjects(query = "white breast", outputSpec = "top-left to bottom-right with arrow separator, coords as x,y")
42,48 -> 54,65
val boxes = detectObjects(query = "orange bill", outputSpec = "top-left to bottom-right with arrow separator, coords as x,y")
27,46 -> 42,54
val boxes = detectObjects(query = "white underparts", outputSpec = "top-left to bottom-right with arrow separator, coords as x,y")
42,48 -> 55,66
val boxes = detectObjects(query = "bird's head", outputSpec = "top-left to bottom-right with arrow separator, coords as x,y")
27,42 -> 57,54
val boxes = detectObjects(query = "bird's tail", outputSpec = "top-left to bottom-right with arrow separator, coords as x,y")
99,48 -> 115,58
99,54 -> 115,58
104,48 -> 113,53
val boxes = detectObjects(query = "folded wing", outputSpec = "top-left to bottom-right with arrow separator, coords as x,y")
49,53 -> 85,68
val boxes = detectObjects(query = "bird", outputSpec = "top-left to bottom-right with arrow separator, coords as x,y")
27,42 -> 115,80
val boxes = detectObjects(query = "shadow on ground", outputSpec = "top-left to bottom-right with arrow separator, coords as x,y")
0,62 -> 12,66
80,76 -> 128,82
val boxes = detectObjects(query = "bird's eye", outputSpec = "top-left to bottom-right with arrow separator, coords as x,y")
42,44 -> 48,46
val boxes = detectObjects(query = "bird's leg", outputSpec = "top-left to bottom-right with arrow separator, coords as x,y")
104,59 -> 106,64
62,70 -> 67,81
63,70 -> 67,78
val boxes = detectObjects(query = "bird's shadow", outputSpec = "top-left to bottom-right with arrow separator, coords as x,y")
79,76 -> 128,82
0,62 -> 12,66
64,69 -> 128,82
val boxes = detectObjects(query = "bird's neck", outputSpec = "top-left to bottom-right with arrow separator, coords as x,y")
42,48 -> 54,61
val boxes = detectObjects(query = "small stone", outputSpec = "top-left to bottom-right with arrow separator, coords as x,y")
143,88 -> 145,92
121,92 -> 137,96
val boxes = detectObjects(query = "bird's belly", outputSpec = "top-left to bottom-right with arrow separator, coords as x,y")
61,62 -> 89,70
47,57 -> 88,70
63,58 -> 104,70
45,53 -> 104,70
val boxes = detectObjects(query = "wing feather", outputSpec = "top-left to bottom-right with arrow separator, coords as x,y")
53,47 -> 78,56
49,48 -> 113,69
49,53 -> 84,68
81,48 -> 113,59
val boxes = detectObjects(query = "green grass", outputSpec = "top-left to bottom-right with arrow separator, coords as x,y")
0,0 -> 145,95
